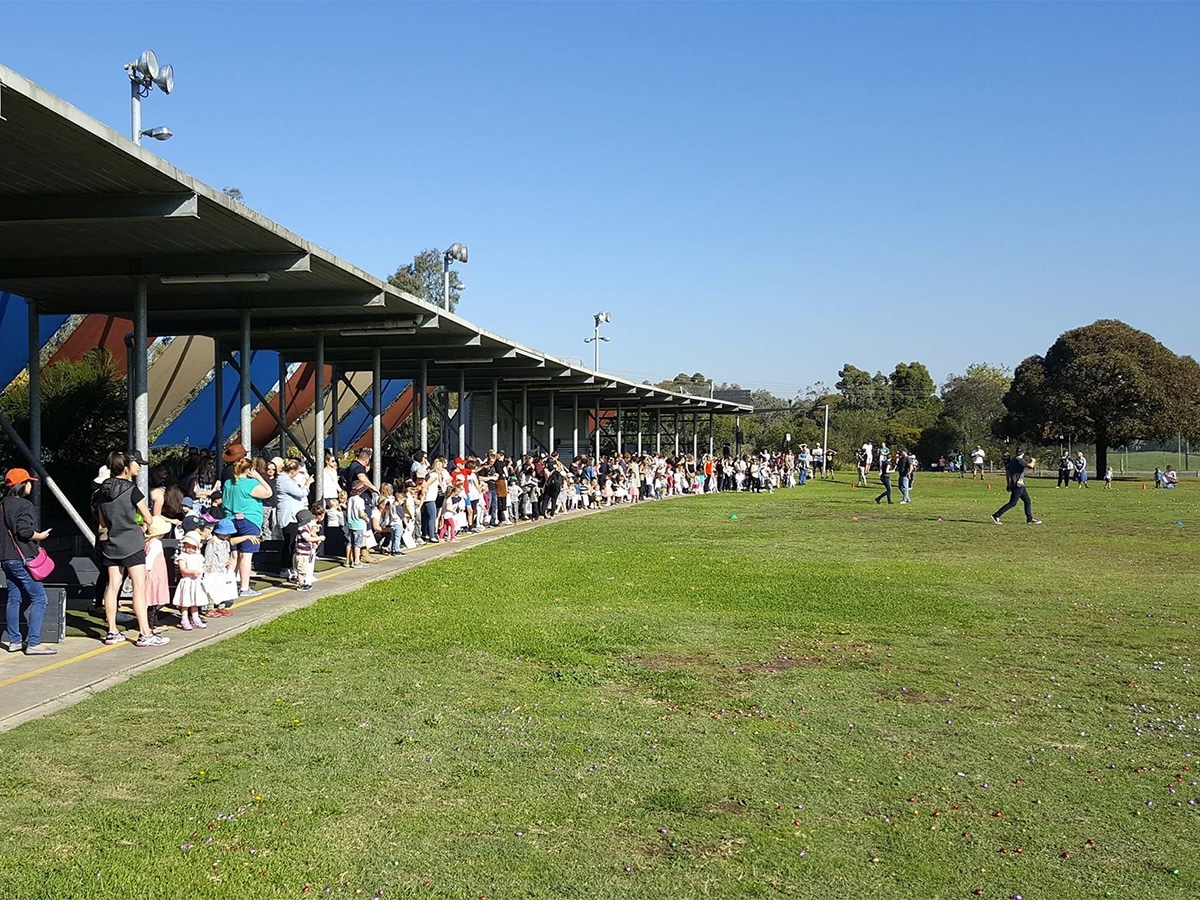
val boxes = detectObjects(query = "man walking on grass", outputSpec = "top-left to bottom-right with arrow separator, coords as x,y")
992,447 -> 1042,525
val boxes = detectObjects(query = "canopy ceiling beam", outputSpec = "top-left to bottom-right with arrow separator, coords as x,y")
0,252 -> 311,280
0,192 -> 198,225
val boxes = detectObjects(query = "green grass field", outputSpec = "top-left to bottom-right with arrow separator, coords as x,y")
1,475 -> 1197,899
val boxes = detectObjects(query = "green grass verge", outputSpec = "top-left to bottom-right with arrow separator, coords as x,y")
0,475 -> 1197,899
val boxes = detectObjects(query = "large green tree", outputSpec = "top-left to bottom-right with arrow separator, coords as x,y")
999,320 -> 1200,474
940,362 -> 1010,451
836,364 -> 891,411
388,248 -> 465,313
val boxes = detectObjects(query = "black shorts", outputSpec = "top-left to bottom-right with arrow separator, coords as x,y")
103,549 -> 146,569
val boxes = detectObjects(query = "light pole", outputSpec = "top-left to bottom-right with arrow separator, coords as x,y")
584,312 -> 610,458
583,311 -> 611,371
124,49 -> 174,146
443,243 -> 468,310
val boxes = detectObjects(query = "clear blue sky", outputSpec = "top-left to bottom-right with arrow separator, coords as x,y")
3,2 -> 1197,398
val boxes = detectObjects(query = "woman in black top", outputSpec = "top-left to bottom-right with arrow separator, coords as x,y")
93,450 -> 167,648
1,468 -> 55,655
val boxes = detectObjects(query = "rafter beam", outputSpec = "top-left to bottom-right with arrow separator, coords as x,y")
0,193 -> 198,225
0,252 -> 311,280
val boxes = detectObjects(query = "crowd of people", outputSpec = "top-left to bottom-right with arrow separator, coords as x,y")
3,435 -> 1187,653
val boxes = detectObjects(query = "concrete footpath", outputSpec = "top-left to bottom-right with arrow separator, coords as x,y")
0,513 -> 577,734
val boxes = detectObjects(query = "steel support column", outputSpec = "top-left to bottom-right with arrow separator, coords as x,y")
693,412 -> 699,460
330,364 -> 339,459
214,338 -> 224,454
419,360 -> 428,453
616,402 -> 623,456
547,390 -> 556,456
458,369 -> 466,459
637,405 -> 643,456
134,277 -> 149,493
572,395 -> 579,459
314,336 -> 326,501
239,309 -> 252,453
491,378 -> 499,452
521,385 -> 529,456
372,348 -> 383,487
674,412 -> 680,457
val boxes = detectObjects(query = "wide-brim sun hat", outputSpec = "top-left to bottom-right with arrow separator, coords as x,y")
145,515 -> 173,538
222,443 -> 247,462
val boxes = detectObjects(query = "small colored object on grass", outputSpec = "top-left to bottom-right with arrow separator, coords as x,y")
730,514 -> 738,520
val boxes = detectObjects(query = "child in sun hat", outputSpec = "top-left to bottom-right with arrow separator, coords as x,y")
293,508 -> 322,592
144,515 -> 173,634
202,517 -> 237,616
173,530 -> 206,630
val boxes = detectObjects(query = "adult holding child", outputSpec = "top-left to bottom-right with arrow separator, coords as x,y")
94,450 -> 169,647
223,456 -> 274,597
1,468 -> 55,655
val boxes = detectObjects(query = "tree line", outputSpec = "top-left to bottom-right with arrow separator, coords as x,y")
661,320 -> 1200,474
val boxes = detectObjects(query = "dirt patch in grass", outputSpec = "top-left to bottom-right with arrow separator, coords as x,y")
630,641 -> 875,680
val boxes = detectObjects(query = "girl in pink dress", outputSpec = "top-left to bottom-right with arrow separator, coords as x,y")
144,516 -> 173,634
173,531 -> 206,630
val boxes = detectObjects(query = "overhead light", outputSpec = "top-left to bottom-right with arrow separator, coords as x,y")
160,273 -> 270,284
594,311 -> 611,326
140,126 -> 172,141
432,357 -> 496,365
444,243 -> 468,264
504,376 -> 554,382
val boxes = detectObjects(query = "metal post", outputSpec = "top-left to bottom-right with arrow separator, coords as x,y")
491,377 -> 499,452
548,390 -> 556,455
330,365 -> 339,459
314,335 -> 326,501
709,413 -> 714,457
572,394 -> 579,459
372,348 -> 383,488
674,413 -> 680,457
419,359 -> 428,453
131,80 -> 141,145
693,412 -> 699,460
278,355 -> 288,458
126,334 -> 135,449
26,298 -> 41,514
213,338 -> 224,454
458,369 -> 467,459
239,309 -> 252,454
616,402 -> 623,456
134,277 -> 149,494
656,410 -> 661,455
637,405 -> 643,456
594,402 -> 601,460
521,385 -> 529,456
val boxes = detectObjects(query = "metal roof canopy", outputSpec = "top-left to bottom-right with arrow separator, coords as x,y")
0,64 -> 749,419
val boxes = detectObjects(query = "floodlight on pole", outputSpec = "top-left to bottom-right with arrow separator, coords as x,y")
583,311 -> 611,372
583,312 -> 611,459
140,126 -> 172,142
125,49 -> 175,146
442,243 -> 468,310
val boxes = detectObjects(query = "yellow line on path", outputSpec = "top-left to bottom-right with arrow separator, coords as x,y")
0,541 -> 433,690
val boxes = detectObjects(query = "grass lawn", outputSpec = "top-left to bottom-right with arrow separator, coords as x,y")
1,474 -> 1197,899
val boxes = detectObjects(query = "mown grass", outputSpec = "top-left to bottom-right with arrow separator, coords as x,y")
0,474 -> 1197,899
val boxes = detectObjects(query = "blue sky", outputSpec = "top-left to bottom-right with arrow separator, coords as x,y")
3,2 -> 1197,398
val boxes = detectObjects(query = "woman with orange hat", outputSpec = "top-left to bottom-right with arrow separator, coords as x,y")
1,468 -> 55,655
